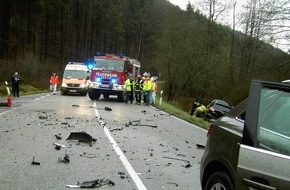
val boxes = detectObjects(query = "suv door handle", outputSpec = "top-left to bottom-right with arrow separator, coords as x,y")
242,178 -> 277,190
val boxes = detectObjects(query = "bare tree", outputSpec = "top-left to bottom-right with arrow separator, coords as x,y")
238,0 -> 290,80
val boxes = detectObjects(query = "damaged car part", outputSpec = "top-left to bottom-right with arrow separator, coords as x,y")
31,156 -> 40,165
66,178 -> 115,188
58,153 -> 70,163
66,132 -> 97,145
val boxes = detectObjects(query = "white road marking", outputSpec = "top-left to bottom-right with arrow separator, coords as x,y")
93,102 -> 147,190
35,95 -> 47,101
0,108 -> 18,116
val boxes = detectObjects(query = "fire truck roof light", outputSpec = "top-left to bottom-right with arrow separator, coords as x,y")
96,51 -> 101,56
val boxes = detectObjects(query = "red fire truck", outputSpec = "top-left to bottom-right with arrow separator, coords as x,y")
88,53 -> 141,101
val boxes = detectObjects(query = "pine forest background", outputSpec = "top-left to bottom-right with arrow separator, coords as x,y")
1,0 -> 290,112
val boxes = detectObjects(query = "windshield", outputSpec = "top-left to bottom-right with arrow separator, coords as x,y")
63,70 -> 87,79
95,59 -> 124,72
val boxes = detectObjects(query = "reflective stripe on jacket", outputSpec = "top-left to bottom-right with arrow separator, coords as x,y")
135,79 -> 143,91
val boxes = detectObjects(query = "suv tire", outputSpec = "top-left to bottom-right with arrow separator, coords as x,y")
204,171 -> 234,190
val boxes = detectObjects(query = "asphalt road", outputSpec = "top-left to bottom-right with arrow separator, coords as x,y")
0,92 -> 207,190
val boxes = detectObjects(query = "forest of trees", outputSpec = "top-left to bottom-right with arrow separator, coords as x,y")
0,0 -> 290,111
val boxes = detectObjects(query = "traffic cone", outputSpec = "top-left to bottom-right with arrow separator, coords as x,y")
7,96 -> 11,107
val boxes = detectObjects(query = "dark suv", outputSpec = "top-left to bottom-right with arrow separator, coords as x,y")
200,80 -> 290,190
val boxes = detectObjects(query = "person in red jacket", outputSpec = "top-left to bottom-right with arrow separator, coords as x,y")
50,73 -> 59,95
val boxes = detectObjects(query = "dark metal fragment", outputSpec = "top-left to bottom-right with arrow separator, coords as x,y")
77,178 -> 115,188
66,132 -> 97,145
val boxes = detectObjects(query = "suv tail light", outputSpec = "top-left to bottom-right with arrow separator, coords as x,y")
207,124 -> 214,137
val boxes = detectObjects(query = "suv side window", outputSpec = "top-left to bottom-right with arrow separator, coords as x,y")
258,88 -> 290,156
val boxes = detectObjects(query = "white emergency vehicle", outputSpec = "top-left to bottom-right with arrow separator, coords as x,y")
61,62 -> 90,96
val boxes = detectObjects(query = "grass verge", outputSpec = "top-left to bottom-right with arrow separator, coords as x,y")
153,96 -> 211,130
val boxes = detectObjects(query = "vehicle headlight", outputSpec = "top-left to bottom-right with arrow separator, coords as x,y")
62,82 -> 67,87
89,82 -> 100,88
96,77 -> 101,82
111,78 -> 117,84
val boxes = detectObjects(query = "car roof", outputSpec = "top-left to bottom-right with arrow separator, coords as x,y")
211,99 -> 230,106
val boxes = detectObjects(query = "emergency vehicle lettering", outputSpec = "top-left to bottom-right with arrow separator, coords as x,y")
95,73 -> 117,79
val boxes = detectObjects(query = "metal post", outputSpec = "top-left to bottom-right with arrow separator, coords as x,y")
159,90 -> 163,106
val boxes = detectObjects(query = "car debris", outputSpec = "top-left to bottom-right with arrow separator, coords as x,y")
55,134 -> 62,139
109,127 -> 124,132
162,156 -> 190,163
183,163 -> 192,168
58,153 -> 70,163
118,171 -> 128,179
196,144 -> 205,149
80,152 -> 97,158
66,178 -> 115,188
53,143 -> 67,150
167,182 -> 179,187
66,132 -> 97,146
104,107 -> 112,111
38,112 -> 48,120
136,124 -> 158,128
177,154 -> 186,157
31,156 -> 40,165
126,119 -> 158,128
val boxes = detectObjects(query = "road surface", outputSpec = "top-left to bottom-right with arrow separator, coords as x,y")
0,93 -> 207,190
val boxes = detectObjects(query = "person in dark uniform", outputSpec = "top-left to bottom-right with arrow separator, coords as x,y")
134,74 -> 143,105
11,72 -> 21,97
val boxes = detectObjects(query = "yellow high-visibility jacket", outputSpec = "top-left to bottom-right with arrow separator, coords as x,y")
125,79 -> 134,91
143,78 -> 154,91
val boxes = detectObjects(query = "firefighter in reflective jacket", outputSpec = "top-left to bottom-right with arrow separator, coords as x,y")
134,74 -> 143,105
125,74 -> 134,104
143,73 -> 154,105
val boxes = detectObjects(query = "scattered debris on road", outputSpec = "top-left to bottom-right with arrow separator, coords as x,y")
66,132 -> 97,146
196,144 -> 205,149
31,156 -> 40,165
125,119 -> 158,128
118,171 -> 128,179
110,127 -> 124,132
162,156 -> 190,163
167,182 -> 179,187
104,107 -> 112,111
58,153 -> 70,163
38,112 -> 48,120
66,178 -> 115,188
183,163 -> 192,168
79,152 -> 98,158
55,134 -> 62,139
53,143 -> 67,150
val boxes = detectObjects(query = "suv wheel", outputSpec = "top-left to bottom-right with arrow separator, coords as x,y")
204,171 -> 234,190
